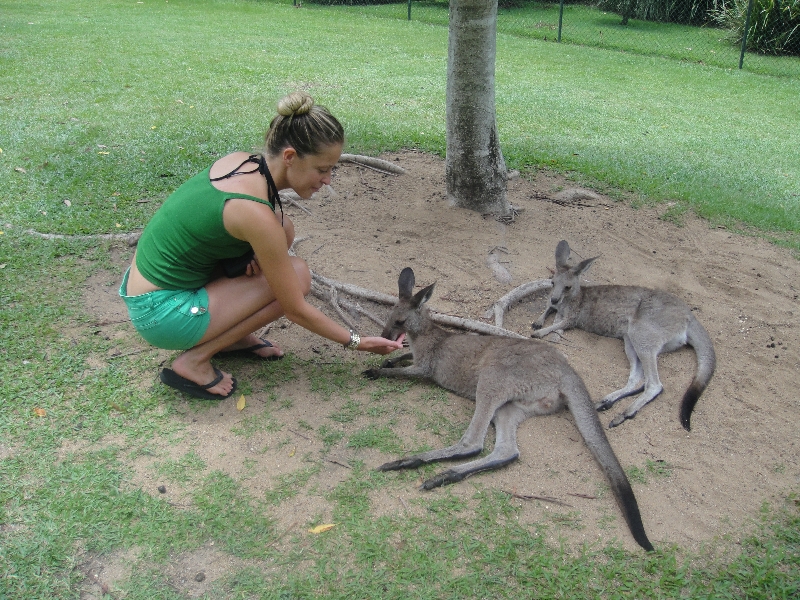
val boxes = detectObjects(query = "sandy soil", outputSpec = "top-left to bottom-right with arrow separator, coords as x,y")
78,150 -> 799,597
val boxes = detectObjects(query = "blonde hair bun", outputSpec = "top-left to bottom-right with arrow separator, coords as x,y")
264,91 -> 343,157
277,91 -> 314,117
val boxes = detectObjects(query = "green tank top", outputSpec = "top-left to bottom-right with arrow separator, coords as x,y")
135,164 -> 275,290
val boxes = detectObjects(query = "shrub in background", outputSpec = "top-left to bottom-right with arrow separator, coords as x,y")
714,0 -> 800,55
596,0 -> 725,24
304,0 -> 403,5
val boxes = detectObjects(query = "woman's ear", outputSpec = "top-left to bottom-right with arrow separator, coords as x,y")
282,147 -> 297,166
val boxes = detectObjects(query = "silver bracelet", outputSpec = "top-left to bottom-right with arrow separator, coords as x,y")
345,330 -> 361,350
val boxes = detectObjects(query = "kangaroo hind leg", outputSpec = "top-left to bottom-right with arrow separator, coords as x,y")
608,343 -> 664,428
596,335 -> 645,412
378,390 -> 504,473
421,402 -> 528,490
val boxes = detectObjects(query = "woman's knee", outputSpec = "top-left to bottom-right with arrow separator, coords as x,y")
291,256 -> 311,295
283,216 -> 296,248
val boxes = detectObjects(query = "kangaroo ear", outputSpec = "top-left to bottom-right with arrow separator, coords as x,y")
398,267 -> 415,299
412,282 -> 436,309
555,240 -> 571,272
573,256 -> 598,276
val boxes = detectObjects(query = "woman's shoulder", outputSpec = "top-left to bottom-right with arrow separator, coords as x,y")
209,152 -> 269,200
209,151 -> 257,179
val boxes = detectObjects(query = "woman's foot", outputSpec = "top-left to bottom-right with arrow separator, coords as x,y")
170,353 -> 236,398
217,333 -> 284,360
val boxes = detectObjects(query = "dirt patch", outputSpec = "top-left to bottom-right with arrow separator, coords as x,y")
83,150 -> 799,582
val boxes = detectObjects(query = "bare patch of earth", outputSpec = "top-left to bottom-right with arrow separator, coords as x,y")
76,150 -> 799,594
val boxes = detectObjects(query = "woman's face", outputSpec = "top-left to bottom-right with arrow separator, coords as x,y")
286,142 -> 343,199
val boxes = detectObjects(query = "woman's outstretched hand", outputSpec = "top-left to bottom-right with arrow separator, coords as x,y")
358,334 -> 405,355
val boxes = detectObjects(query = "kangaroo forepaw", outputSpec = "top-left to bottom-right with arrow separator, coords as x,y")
362,368 -> 381,380
377,457 -> 425,471
420,469 -> 465,490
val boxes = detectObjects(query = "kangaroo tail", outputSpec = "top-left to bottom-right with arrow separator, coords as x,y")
564,376 -> 654,551
681,316 -> 717,431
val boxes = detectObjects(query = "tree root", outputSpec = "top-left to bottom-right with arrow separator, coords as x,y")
26,229 -> 143,246
310,271 -> 526,339
310,280 -> 387,331
429,312 -> 526,339
278,190 -> 313,214
339,154 -> 407,175
483,279 -> 552,328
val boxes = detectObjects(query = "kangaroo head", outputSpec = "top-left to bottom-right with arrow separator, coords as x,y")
381,267 -> 436,341
548,240 -> 598,312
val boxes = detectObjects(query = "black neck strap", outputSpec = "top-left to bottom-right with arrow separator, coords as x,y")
210,154 -> 284,224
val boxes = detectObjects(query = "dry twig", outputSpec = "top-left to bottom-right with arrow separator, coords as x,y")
288,428 -> 311,441
326,457 -> 352,469
501,490 -> 573,507
265,521 -> 299,548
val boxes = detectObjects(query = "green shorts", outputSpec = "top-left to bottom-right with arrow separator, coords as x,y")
119,268 -> 211,350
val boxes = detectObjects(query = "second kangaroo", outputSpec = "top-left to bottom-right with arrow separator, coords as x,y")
532,240 -> 716,430
365,267 -> 653,551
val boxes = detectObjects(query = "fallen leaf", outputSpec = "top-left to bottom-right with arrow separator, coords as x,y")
64,199 -> 71,207
308,524 -> 336,534
14,167 -> 26,173
289,447 -> 296,457
98,151 -> 109,155
34,407 -> 46,417
236,394 -> 246,411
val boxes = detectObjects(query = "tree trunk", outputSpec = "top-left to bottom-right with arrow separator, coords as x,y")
621,0 -> 636,25
445,0 -> 510,217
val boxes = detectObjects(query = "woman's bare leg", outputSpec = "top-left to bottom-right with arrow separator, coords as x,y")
168,256 -> 311,396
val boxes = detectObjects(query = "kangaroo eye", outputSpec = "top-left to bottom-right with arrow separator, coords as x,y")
563,285 -> 571,292
395,319 -> 406,327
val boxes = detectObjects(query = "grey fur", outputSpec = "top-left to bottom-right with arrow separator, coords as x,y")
365,267 -> 653,551
532,240 -> 716,430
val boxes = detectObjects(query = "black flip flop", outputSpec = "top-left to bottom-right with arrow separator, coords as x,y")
214,337 -> 284,361
159,366 -> 237,400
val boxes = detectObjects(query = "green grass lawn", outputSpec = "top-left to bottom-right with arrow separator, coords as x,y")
354,0 -> 800,77
3,0 -> 798,245
1,0 -> 799,597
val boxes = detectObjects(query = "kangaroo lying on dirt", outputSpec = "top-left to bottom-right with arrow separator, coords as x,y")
532,240 -> 716,431
364,267 -> 653,551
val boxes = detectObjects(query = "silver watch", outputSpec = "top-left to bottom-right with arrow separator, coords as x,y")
345,330 -> 361,350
